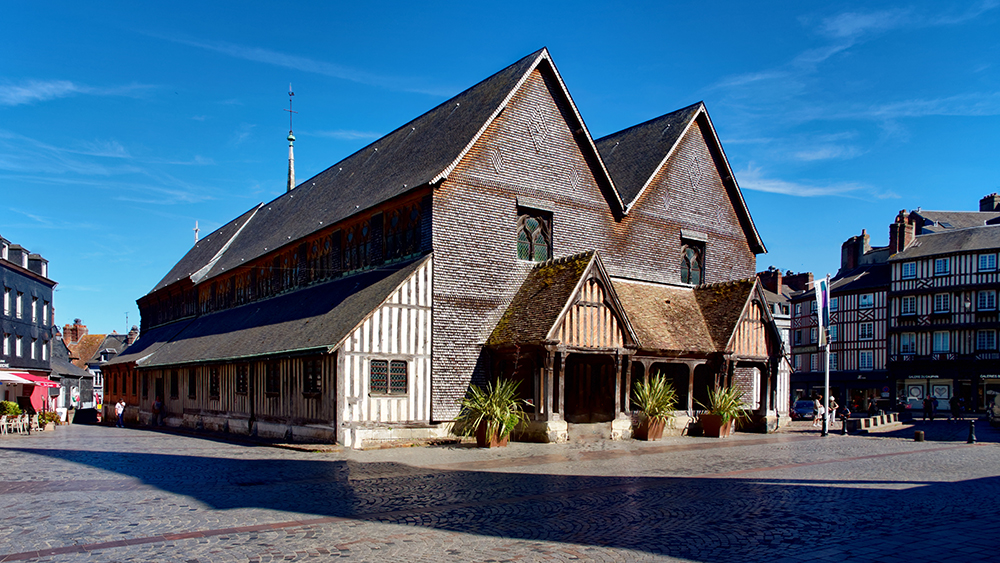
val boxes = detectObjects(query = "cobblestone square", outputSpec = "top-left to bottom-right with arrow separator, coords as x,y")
1,421 -> 997,562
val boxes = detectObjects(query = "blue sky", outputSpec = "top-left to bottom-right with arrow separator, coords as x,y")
3,1 -> 999,335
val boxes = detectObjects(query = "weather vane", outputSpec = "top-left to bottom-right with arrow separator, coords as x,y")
284,84 -> 297,131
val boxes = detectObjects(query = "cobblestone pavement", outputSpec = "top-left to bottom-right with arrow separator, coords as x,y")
1,419 -> 998,562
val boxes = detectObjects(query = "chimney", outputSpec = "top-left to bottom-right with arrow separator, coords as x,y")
63,319 -> 88,345
127,325 -> 139,346
981,193 -> 1000,212
841,229 -> 871,270
888,210 -> 916,253
782,271 -> 814,292
758,266 -> 783,293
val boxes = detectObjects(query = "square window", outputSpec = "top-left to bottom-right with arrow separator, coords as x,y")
978,291 -> 996,311
900,333 -> 916,354
933,293 -> 950,313
859,322 -> 874,340
933,331 -> 950,353
859,350 -> 874,370
934,258 -> 950,276
830,297 -> 839,311
980,254 -> 996,272
902,262 -> 917,279
859,293 -> 874,309
978,330 -> 997,351
901,296 -> 917,315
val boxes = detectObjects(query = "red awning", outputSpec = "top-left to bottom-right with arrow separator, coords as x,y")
0,371 -> 30,384
11,373 -> 59,388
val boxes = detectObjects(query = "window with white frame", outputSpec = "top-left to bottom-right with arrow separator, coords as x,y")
15,292 -> 22,318
830,297 -> 839,311
978,290 -> 997,311
1,334 -> 8,356
810,353 -> 818,372
900,332 -> 916,354
902,262 -> 917,279
829,325 -> 838,342
859,322 -> 874,340
830,352 -> 838,371
933,331 -> 950,353
977,330 -> 997,351
794,330 -> 802,345
933,293 -> 950,313
980,254 -> 997,272
42,301 -> 48,325
810,327 -> 818,343
859,350 -> 874,370
31,297 -> 37,323
30,338 -> 36,360
793,354 -> 801,370
901,295 -> 917,315
934,257 -> 950,276
859,293 -> 874,309
15,336 -> 22,357
2,288 -> 8,316
795,303 -> 802,316
42,341 -> 48,361
810,300 -> 818,314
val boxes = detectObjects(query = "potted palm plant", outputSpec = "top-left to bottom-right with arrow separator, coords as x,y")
454,378 -> 528,447
697,386 -> 749,438
632,373 -> 677,441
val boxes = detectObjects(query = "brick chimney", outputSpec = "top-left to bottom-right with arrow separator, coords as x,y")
758,267 -> 783,293
63,319 -> 88,345
127,325 -> 139,346
888,210 -> 916,253
841,229 -> 871,271
782,271 -> 814,292
981,193 -> 1000,212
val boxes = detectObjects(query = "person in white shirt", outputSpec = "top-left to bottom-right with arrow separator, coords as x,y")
115,399 -> 125,428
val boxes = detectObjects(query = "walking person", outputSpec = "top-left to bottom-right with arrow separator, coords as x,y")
948,395 -> 961,422
813,394 -> 824,427
922,395 -> 935,421
115,399 -> 125,428
152,396 -> 163,426
828,396 -> 839,427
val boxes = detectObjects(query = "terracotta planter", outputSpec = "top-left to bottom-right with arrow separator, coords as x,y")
43,422 -> 55,432
634,417 -> 666,441
475,421 -> 510,448
700,414 -> 734,438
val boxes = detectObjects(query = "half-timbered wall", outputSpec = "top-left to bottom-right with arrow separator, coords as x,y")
338,257 -> 432,442
555,278 -> 625,349
831,290 -> 888,372
730,301 -> 771,359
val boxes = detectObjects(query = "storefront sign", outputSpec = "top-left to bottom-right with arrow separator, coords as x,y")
909,375 -> 940,379
982,374 -> 1000,379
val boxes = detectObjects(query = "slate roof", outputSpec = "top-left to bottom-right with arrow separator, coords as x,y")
912,210 -> 1000,234
612,280 -> 716,353
831,263 -> 891,293
595,103 -> 701,206
890,225 -> 1000,261
594,104 -> 766,254
695,279 -> 758,352
50,339 -> 91,379
486,252 -> 594,347
114,256 -> 429,367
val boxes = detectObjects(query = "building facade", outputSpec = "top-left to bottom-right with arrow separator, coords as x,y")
105,49 -> 786,446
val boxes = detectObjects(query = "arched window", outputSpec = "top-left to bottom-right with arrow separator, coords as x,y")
681,245 -> 703,285
516,211 -> 551,262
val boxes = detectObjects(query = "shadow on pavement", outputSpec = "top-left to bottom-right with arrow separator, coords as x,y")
5,441 -> 999,562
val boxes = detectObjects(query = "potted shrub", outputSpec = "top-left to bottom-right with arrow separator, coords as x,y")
39,411 -> 61,431
697,386 -> 749,438
632,373 -> 677,441
454,378 -> 528,448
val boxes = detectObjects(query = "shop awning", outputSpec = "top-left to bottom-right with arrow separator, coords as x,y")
6,372 -> 59,388
0,371 -> 31,384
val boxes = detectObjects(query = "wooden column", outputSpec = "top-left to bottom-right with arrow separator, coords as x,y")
544,349 -> 555,421
558,352 -> 567,419
624,357 -> 633,412
614,352 -> 622,414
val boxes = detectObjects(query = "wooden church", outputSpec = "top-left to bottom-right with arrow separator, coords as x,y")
104,48 -> 787,446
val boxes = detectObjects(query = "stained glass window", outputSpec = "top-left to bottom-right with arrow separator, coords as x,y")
681,245 -> 703,285
516,211 -> 550,262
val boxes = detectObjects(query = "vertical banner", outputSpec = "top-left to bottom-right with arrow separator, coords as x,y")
814,276 -> 830,346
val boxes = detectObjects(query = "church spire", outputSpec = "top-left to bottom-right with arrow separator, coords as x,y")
285,84 -> 297,192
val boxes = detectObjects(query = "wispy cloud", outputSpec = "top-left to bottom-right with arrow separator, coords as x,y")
231,123 -> 256,145
150,32 -> 453,97
737,164 -> 897,199
0,79 -> 155,106
311,129 -> 383,141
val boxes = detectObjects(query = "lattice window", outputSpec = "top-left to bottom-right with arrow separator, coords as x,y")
859,322 -> 874,340
902,262 -> 917,279
303,358 -> 322,394
978,290 -> 996,311
901,296 -> 917,315
370,360 -> 388,394
980,254 -> 997,272
934,258 -> 950,276
680,240 -> 704,285
859,350 -> 873,370
516,211 -> 551,262
236,364 -> 249,394
209,367 -> 220,399
977,330 -> 996,351
934,293 -> 950,313
933,331 -> 950,353
389,360 -> 408,394
900,333 -> 916,354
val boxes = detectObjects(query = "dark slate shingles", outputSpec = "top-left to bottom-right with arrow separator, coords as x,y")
891,225 -> 1000,261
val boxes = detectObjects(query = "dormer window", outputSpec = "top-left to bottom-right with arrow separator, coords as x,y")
516,209 -> 551,262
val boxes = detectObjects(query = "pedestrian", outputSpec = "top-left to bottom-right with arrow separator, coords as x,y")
115,399 -> 126,428
922,395 -> 934,421
152,396 -> 163,426
948,395 -> 961,422
829,396 -> 839,426
813,394 -> 824,427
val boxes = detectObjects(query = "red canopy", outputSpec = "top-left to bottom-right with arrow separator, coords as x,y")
13,373 -> 59,388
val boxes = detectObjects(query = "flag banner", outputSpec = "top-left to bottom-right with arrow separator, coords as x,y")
814,277 -> 830,346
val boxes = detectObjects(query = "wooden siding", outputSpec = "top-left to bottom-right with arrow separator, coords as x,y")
730,301 -> 770,358
556,278 -> 625,349
339,256 -> 432,425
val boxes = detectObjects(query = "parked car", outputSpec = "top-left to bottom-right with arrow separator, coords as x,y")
791,400 -> 816,420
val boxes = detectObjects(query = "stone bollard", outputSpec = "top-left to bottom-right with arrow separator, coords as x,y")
842,417 -> 848,435
968,420 -> 976,444
914,430 -> 925,442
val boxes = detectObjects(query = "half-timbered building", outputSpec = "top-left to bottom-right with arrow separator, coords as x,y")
104,48 -> 785,446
